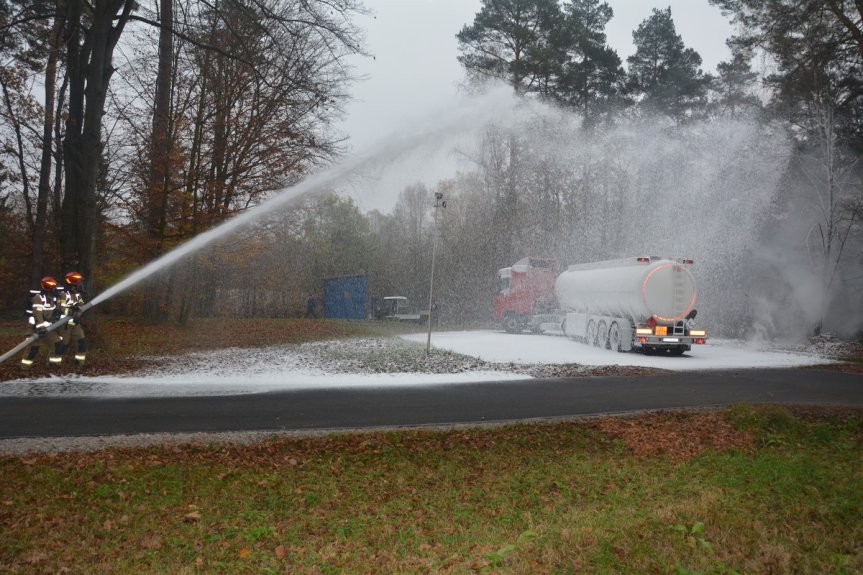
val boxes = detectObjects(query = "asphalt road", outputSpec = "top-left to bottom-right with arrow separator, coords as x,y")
0,368 -> 861,439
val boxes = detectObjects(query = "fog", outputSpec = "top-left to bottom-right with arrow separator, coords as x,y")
98,85 -> 860,341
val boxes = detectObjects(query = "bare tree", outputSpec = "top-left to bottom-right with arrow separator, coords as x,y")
60,0 -> 136,296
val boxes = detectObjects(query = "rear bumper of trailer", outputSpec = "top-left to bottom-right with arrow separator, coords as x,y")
633,334 -> 707,351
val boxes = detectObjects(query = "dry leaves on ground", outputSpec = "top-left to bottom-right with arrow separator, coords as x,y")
587,410 -> 755,461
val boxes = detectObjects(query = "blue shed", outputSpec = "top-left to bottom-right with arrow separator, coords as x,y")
323,275 -> 368,320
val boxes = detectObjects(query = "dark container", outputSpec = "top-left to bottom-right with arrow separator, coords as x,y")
323,275 -> 367,320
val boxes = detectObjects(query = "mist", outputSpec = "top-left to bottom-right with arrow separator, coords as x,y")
103,85 -> 861,341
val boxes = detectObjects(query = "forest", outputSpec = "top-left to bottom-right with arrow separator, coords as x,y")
1,0 -> 862,339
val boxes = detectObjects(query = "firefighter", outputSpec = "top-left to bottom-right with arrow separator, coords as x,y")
21,276 -> 64,369
305,293 -> 317,318
60,271 -> 87,365
684,309 -> 698,333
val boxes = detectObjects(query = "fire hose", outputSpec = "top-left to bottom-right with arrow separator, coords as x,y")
0,301 -> 95,366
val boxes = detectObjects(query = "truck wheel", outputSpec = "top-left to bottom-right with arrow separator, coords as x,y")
597,321 -> 608,348
585,320 -> 596,346
608,322 -> 622,352
503,315 -> 521,334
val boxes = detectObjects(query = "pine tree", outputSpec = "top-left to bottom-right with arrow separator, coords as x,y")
710,53 -> 762,119
626,7 -> 710,120
456,0 -> 563,95
556,0 -> 626,122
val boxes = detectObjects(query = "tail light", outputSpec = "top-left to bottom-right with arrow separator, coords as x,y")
681,259 -> 694,264
689,329 -> 706,336
695,338 -> 706,344
638,337 -> 648,343
637,257 -> 650,263
635,328 -> 653,335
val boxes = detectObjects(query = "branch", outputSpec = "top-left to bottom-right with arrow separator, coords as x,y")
127,13 -> 259,72
109,0 -> 137,52
826,0 -> 863,58
0,12 -> 55,33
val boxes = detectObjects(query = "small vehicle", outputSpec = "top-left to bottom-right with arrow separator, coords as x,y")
373,296 -> 429,324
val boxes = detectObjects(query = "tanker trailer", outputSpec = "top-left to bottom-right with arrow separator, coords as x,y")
555,256 -> 708,354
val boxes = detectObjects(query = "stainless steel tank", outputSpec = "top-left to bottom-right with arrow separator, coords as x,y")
554,258 -> 697,323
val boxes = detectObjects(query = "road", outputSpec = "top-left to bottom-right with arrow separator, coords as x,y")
0,368 -> 860,439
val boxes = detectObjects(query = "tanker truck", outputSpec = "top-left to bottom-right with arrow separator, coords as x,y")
494,256 -> 708,354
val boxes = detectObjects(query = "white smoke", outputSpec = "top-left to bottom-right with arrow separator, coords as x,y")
94,82 -> 862,340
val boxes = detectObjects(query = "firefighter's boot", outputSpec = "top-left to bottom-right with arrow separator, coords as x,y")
48,340 -> 63,367
74,339 -> 87,365
21,346 -> 38,370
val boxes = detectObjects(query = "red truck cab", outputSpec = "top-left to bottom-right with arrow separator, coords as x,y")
494,257 -> 559,333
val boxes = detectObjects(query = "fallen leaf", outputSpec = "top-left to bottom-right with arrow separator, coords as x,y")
275,545 -> 286,559
141,535 -> 163,550
22,549 -> 48,565
239,547 -> 251,559
184,511 -> 201,522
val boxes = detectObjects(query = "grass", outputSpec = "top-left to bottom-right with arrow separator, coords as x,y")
1,405 -> 862,574
1,318 -> 862,572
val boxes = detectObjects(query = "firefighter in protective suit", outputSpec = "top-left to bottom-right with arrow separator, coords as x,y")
21,276 -> 64,369
60,271 -> 87,365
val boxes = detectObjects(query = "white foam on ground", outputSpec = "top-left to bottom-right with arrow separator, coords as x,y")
404,331 -> 832,370
0,331 -> 831,398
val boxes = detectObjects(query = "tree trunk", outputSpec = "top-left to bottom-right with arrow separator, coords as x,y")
53,73 -> 68,248
32,12 -> 64,286
0,74 -> 33,240
143,0 -> 174,321
147,0 -> 173,253
208,55 -> 228,219
61,0 -> 134,296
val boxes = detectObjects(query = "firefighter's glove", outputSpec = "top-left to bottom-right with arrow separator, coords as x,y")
72,305 -> 81,313
68,318 -> 76,327
36,327 -> 47,337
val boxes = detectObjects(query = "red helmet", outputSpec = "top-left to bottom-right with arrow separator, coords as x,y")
65,271 -> 83,286
40,276 -> 58,291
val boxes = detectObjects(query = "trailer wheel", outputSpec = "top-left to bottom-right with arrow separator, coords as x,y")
585,320 -> 596,346
668,348 -> 685,356
503,314 -> 521,334
597,321 -> 608,348
608,322 -> 622,352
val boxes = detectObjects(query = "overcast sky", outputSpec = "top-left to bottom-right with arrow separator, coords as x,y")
338,0 -> 734,149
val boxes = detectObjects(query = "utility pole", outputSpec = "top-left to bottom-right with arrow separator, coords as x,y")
426,191 -> 447,355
